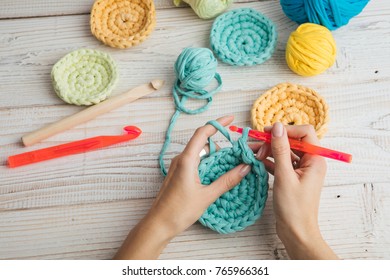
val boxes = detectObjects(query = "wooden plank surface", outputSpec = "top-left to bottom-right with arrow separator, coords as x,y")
1,0 -> 390,259
0,0 -> 257,19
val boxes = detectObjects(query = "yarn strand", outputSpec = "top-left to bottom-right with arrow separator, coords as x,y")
159,48 -> 222,176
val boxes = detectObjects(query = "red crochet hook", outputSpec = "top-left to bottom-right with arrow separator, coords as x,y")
229,126 -> 352,163
8,126 -> 142,168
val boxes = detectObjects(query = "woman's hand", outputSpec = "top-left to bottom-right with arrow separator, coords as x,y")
114,115 -> 251,259
255,122 -> 338,260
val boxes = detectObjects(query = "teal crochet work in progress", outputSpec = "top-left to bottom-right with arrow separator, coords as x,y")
198,121 -> 269,234
159,47 -> 269,234
210,8 -> 278,66
159,47 -> 222,176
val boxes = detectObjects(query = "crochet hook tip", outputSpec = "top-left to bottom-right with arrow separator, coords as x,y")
229,125 -> 239,132
123,126 -> 142,136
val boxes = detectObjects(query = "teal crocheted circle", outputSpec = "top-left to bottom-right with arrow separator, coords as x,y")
198,125 -> 269,234
51,49 -> 118,106
210,8 -> 278,66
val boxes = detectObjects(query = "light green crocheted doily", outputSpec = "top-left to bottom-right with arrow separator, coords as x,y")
51,49 -> 118,106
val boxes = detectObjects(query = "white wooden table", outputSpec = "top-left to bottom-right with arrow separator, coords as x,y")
1,0 -> 389,259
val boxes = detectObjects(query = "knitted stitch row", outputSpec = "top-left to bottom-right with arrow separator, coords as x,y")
90,0 -> 156,49
159,47 -> 222,176
198,120 -> 268,234
51,49 -> 118,106
210,8 -> 278,66
251,83 -> 329,138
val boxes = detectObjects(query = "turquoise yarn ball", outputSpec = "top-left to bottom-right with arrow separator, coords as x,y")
198,121 -> 269,234
173,47 -> 221,109
280,0 -> 370,30
210,8 -> 278,66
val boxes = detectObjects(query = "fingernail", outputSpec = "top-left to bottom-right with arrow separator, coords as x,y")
256,145 -> 264,159
239,164 -> 251,177
272,122 -> 284,138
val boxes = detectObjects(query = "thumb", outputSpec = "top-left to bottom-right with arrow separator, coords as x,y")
271,122 -> 294,176
207,164 -> 251,201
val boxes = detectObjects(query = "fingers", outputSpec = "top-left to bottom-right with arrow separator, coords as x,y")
255,143 -> 271,160
262,158 -> 275,175
183,115 -> 234,157
264,123 -> 320,160
199,143 -> 221,157
300,154 -> 327,177
250,142 -> 300,164
269,122 -> 295,176
206,164 -> 251,202
265,124 -> 320,145
248,142 -> 263,153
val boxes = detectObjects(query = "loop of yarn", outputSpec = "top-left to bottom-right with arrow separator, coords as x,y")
286,23 -> 336,77
251,82 -> 329,138
198,120 -> 269,234
159,48 -> 222,176
280,0 -> 369,30
210,8 -> 278,66
51,49 -> 118,106
173,0 -> 233,19
90,0 -> 156,49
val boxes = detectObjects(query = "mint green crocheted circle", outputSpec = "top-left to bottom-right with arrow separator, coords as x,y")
210,8 -> 278,66
51,49 -> 118,106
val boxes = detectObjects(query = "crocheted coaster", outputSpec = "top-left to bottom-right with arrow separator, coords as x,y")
210,8 -> 278,66
51,49 -> 118,106
198,120 -> 268,234
90,0 -> 156,49
251,83 -> 329,138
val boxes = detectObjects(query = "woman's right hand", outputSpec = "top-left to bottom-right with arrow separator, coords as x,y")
255,122 -> 338,260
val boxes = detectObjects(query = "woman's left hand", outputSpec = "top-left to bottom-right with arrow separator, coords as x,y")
148,115 -> 251,237
114,115 -> 251,259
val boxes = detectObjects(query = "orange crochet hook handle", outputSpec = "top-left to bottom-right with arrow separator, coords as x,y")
8,126 -> 142,168
230,126 -> 352,163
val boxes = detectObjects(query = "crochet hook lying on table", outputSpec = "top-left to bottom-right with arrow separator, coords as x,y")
8,126 -> 142,168
229,126 -> 352,163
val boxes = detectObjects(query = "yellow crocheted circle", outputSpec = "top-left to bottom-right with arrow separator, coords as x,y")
90,0 -> 156,49
251,83 -> 329,138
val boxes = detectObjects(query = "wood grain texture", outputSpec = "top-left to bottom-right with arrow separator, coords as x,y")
1,183 -> 389,259
0,0 -> 259,19
1,0 -> 390,259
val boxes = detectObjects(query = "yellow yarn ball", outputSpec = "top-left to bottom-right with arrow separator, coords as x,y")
174,0 -> 233,19
286,23 -> 337,76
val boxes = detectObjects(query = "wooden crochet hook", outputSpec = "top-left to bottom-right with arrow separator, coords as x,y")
22,80 -> 164,146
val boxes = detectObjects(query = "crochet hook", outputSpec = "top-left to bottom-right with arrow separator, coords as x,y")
22,80 -> 164,147
8,126 -> 142,168
229,126 -> 352,163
